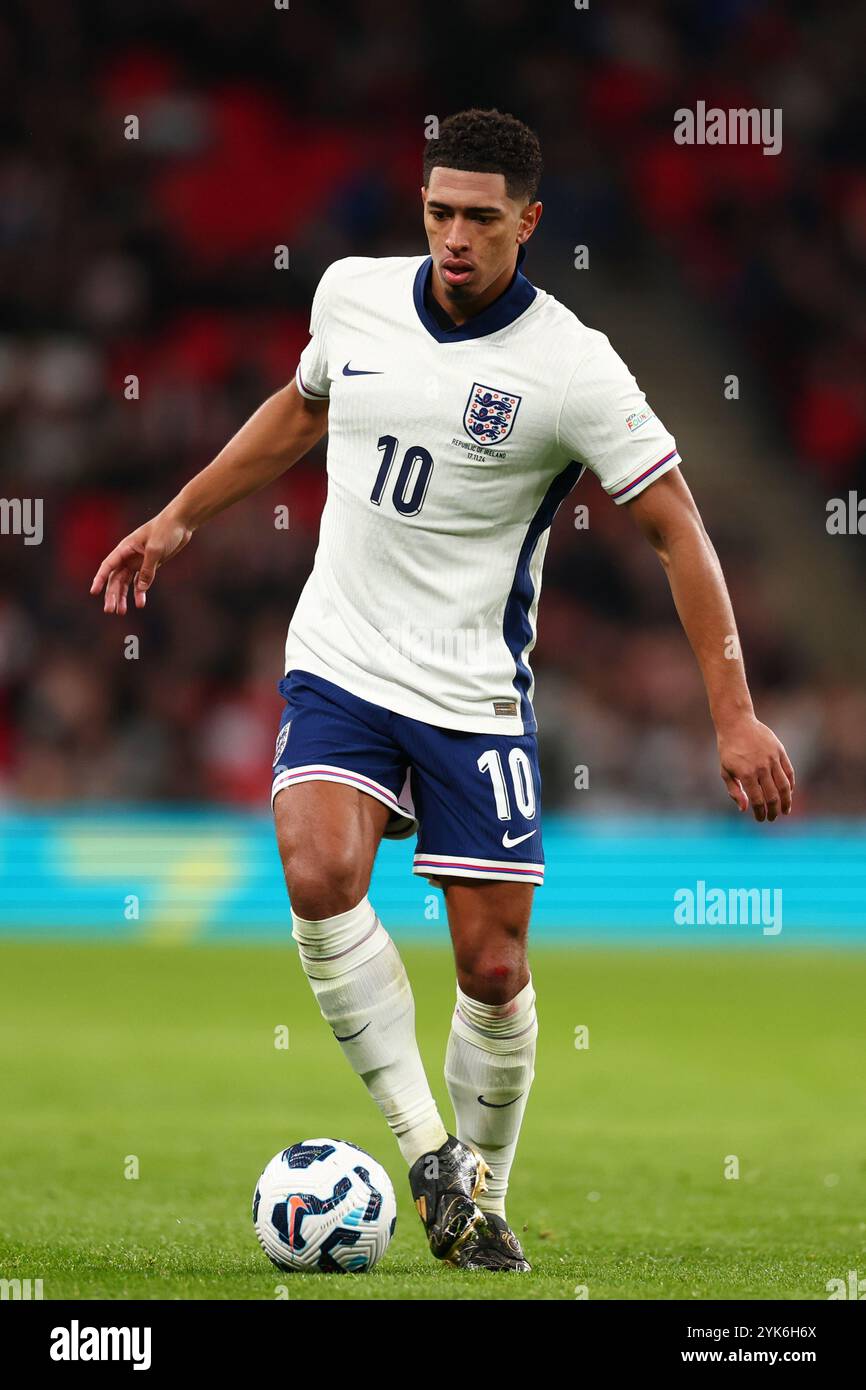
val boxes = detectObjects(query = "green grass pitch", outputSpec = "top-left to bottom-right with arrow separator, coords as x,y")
1,940 -> 864,1301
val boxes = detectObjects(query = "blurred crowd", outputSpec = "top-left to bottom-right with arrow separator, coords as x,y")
1,0 -> 864,814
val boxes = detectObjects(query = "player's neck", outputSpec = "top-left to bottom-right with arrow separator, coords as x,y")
428,255 -> 518,327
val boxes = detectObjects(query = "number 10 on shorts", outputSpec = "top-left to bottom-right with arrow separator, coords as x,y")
477,748 -> 536,821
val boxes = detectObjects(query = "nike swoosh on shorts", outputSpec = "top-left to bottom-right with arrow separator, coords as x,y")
501,829 -> 536,848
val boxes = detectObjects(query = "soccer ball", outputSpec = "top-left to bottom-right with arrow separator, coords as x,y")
253,1139 -> 397,1273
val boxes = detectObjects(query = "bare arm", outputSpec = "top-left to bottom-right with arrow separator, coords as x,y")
626,467 -> 795,822
90,381 -> 328,614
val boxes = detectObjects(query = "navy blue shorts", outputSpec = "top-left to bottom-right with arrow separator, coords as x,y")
271,670 -> 544,887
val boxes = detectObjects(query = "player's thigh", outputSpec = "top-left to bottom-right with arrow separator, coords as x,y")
270,669 -> 413,918
274,780 -> 391,918
443,878 -> 535,1002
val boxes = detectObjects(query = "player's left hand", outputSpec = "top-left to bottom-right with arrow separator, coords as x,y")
716,716 -> 795,823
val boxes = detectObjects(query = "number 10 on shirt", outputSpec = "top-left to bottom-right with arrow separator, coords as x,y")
371,434 -> 434,517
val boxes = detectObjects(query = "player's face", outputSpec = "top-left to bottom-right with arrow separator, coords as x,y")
422,167 -> 540,305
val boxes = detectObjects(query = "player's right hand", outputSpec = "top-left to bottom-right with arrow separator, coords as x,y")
89,510 -> 193,614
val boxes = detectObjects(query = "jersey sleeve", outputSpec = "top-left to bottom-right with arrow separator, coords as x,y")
294,264 -> 337,400
556,331 -> 681,503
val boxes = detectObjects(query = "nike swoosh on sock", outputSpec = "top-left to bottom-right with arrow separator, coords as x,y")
477,1092 -> 524,1108
334,1022 -> 371,1042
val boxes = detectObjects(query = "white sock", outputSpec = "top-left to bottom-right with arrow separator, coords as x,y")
444,977 -> 537,1218
291,896 -> 448,1167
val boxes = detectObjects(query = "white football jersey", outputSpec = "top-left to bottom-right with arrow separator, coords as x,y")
286,251 -> 680,734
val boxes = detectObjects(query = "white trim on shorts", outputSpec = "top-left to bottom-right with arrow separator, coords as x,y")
271,763 -> 417,838
413,852 -> 544,887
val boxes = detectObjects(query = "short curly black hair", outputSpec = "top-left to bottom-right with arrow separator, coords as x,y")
423,108 -> 542,203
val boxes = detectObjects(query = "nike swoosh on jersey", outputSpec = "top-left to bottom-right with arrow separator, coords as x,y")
342,362 -> 383,376
478,1093 -> 524,1108
501,829 -> 536,848
333,1022 -> 371,1041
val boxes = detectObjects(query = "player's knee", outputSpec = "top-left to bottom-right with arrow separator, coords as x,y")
284,865 -> 366,920
459,960 -> 527,1005
279,840 -> 367,921
455,931 -> 529,1005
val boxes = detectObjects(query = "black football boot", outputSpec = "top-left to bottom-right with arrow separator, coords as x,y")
446,1211 -> 532,1272
408,1134 -> 490,1262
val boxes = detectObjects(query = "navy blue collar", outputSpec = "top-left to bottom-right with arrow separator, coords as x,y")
413,244 -> 537,342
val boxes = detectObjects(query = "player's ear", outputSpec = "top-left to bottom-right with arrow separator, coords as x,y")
518,202 -> 542,244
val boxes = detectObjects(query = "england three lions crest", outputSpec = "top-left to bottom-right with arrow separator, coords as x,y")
463,382 -> 522,446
